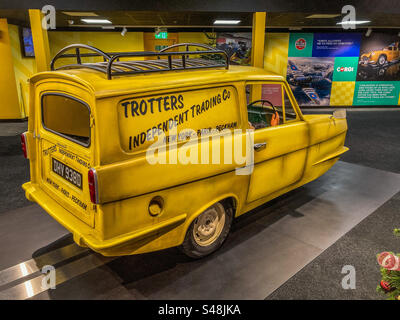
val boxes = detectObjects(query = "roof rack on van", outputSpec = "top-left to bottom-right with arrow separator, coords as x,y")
50,43 -> 229,80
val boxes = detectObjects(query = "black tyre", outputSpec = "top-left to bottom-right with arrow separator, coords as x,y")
378,55 -> 387,66
180,201 -> 233,259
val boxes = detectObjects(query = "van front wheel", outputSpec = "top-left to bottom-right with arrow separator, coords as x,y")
181,201 -> 233,258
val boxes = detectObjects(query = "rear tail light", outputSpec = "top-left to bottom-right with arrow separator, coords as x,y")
88,168 -> 99,204
21,132 -> 28,159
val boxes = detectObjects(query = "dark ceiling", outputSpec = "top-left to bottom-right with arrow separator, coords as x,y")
1,10 -> 400,31
2,0 -> 400,15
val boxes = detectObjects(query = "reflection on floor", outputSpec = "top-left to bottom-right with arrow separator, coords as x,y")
0,161 -> 399,299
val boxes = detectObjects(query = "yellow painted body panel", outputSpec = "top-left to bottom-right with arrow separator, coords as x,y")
23,65 -> 348,256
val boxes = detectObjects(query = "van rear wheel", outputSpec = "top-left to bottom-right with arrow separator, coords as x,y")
181,201 -> 233,258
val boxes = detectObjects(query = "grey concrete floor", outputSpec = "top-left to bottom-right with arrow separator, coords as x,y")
0,161 -> 399,299
0,135 -> 30,213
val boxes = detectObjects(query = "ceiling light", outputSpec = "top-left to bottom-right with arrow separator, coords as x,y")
62,12 -> 98,17
213,20 -> 241,25
306,14 -> 340,19
81,19 -> 112,24
336,20 -> 371,25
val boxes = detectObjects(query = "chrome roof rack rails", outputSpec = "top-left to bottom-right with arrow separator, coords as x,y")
50,43 -> 229,80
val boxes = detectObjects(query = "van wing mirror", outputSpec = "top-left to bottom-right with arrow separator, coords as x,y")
333,109 -> 346,119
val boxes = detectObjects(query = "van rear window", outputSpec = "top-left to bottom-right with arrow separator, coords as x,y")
42,94 -> 90,147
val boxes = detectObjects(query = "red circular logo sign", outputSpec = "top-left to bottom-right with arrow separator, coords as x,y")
295,38 -> 306,50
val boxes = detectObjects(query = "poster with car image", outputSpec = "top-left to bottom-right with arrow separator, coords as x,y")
357,33 -> 400,81
353,33 -> 400,105
216,32 -> 252,65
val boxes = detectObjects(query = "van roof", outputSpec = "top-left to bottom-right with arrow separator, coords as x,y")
30,65 -> 285,99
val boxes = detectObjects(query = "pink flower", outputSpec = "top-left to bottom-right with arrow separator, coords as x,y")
377,252 -> 400,271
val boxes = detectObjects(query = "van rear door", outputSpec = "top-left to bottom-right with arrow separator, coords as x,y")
36,87 -> 95,227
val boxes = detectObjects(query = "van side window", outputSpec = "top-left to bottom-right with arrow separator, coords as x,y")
246,83 -> 298,129
42,94 -> 90,146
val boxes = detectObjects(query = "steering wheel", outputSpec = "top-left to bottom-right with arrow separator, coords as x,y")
248,100 -> 280,126
248,99 -> 274,109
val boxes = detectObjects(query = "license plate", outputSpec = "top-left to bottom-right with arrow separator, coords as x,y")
52,158 -> 83,189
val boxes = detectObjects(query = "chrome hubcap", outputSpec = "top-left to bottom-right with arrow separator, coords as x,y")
193,203 -> 226,246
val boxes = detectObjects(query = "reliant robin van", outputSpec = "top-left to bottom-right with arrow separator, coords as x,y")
21,43 -> 348,258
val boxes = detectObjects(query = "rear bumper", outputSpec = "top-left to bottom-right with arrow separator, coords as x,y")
23,182 -> 95,248
22,182 -> 187,256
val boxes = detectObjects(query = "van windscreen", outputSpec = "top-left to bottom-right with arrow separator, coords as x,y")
42,94 -> 90,146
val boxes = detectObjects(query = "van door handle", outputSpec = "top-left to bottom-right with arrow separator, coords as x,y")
254,142 -> 267,151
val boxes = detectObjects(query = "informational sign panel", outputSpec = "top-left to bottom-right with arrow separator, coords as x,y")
271,31 -> 400,106
312,33 -> 361,57
353,82 -> 400,105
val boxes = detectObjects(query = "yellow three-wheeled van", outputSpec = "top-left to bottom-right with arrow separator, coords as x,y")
22,43 -> 348,258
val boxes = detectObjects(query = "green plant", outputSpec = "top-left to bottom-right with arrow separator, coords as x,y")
376,229 -> 400,300
376,256 -> 400,300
